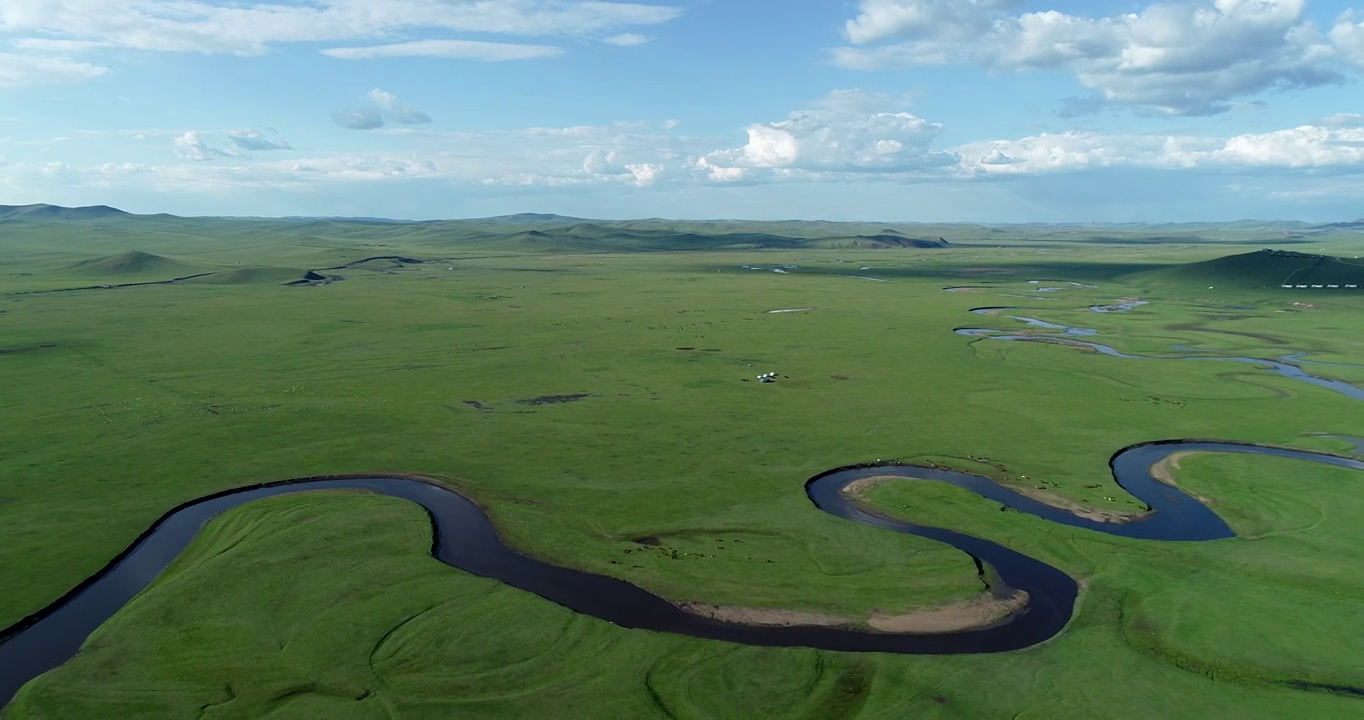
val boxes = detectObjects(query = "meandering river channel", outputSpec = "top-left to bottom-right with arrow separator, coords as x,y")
1,441 -> 1362,706
955,306 -> 1364,400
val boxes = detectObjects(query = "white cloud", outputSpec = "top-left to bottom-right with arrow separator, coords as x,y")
845,0 -> 1019,45
1264,177 -> 1364,200
697,89 -> 957,180
0,52 -> 108,88
13,105 -> 1364,202
0,0 -> 680,87
0,0 -> 683,54
322,39 -> 564,62
954,122 -> 1364,174
577,142 -> 678,186
172,131 -> 225,161
367,89 -> 432,125
834,0 -> 1354,115
0,135 -> 74,147
332,108 -> 385,131
604,32 -> 650,46
625,162 -> 663,186
693,157 -> 748,182
225,128 -> 291,151
333,89 -> 431,130
75,128 -> 182,138
1213,124 -> 1364,167
955,132 -> 1188,174
979,149 -> 1019,166
11,38 -> 106,53
736,125 -> 799,167
173,128 -> 291,159
1332,11 -> 1364,64
582,148 -> 620,174
173,120 -> 692,189
1322,112 -> 1364,127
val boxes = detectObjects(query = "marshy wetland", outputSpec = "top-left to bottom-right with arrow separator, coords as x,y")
2,210 -> 1364,718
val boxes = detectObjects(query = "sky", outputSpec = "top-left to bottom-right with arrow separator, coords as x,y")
2,0 -> 1364,222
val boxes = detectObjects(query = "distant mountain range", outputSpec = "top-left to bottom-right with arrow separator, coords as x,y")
0,204 -> 129,221
2,204 -> 1361,253
4,203 -> 1362,228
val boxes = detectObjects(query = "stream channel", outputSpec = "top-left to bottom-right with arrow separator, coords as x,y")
2,442 -> 1362,705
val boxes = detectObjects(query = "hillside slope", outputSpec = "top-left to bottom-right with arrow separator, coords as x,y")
69,250 -> 205,278
0,204 -> 128,221
1128,249 -> 1364,289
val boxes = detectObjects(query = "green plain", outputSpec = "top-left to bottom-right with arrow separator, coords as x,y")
2,214 -> 1363,717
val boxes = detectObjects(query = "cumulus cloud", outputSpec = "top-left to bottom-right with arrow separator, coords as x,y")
332,90 -> 431,130
332,108 -> 385,131
697,89 -> 957,181
1332,11 -> 1364,64
625,162 -> 663,186
173,128 -> 292,158
582,148 -> 620,174
953,122 -> 1364,174
979,149 -> 1019,166
225,128 -> 290,151
845,0 -> 1019,45
19,102 -> 1364,203
367,89 -> 431,125
834,0 -> 1356,115
134,121 -> 693,190
579,146 -> 671,186
693,157 -> 748,182
322,39 -> 563,62
172,131 -> 226,161
1213,124 -> 1364,167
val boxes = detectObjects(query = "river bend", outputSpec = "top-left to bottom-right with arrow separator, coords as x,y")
2,442 -> 1362,705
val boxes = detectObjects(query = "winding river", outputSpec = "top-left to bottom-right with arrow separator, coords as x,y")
955,307 -> 1364,400
2,442 -> 1363,706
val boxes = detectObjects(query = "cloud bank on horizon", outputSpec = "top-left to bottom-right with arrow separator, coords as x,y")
2,0 -> 1364,221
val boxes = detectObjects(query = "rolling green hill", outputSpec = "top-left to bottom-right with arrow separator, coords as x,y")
809,234 -> 949,249
1129,249 -> 1364,290
2,205 -> 1361,260
0,204 -> 128,222
68,250 -> 205,278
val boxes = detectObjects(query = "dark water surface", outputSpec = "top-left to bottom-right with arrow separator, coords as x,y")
2,442 -> 1361,706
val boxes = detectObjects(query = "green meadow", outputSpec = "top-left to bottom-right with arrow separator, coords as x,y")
2,209 -> 1363,717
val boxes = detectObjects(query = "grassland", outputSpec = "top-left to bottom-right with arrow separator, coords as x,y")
1,208 -> 1362,717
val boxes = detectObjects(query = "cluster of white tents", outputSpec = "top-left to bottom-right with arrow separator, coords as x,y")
757,372 -> 778,383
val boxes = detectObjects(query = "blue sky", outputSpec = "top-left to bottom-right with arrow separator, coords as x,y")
2,0 -> 1364,222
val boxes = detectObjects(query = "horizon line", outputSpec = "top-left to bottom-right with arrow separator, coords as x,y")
3,202 -> 1363,227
